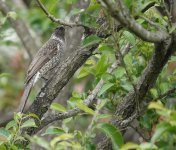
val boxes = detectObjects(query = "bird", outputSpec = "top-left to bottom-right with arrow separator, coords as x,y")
19,26 -> 65,112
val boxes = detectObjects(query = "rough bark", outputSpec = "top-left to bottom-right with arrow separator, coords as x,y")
22,44 -> 98,137
101,0 -> 169,43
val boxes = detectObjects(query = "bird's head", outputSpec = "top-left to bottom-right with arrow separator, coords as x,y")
52,26 -> 65,41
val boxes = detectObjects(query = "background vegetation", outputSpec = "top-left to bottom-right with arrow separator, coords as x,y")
0,0 -> 176,149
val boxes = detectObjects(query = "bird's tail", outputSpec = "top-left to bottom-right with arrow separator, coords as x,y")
18,79 -> 34,113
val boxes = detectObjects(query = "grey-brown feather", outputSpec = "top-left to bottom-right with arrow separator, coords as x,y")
39,40 -> 64,80
25,38 -> 63,84
18,78 -> 34,112
19,27 -> 65,112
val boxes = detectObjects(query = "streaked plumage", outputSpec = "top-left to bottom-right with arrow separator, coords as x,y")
19,27 -> 65,112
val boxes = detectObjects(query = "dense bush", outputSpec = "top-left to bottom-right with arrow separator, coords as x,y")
0,0 -> 176,149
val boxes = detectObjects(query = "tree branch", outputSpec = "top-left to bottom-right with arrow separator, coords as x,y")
36,0 -> 85,28
23,43 -> 131,135
21,44 -> 98,137
100,0 -> 169,43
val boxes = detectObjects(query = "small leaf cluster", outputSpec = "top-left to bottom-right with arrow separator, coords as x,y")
0,113 -> 38,150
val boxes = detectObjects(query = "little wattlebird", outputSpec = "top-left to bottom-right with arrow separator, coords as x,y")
19,26 -> 65,112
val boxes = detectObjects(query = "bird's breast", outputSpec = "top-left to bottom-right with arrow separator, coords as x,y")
39,54 -> 61,79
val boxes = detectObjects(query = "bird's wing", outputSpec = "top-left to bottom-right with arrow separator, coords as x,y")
25,39 -> 59,84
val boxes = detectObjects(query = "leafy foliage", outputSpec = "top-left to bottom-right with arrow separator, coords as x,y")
1,0 -> 176,149
0,113 -> 37,149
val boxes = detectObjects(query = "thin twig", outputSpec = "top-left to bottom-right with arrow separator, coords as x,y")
120,112 -> 137,126
153,87 -> 176,101
86,99 -> 102,134
111,30 -> 139,112
36,0 -> 85,28
161,0 -> 172,26
100,0 -> 169,42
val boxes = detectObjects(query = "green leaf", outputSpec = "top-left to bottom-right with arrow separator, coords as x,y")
123,31 -> 135,45
121,142 -> 139,150
21,119 -> 37,128
42,127 -> 65,136
76,102 -> 95,115
98,83 -> 114,96
148,101 -> 165,110
95,55 -> 108,77
56,141 -> 72,147
0,17 -> 7,25
169,25 -> 176,34
68,97 -> 82,107
14,136 -> 26,142
98,44 -> 114,54
87,4 -> 100,12
32,136 -> 50,149
82,35 -> 101,47
123,0 -> 132,9
85,59 -> 96,65
124,53 -> 133,66
121,82 -> 133,91
27,113 -> 40,121
139,143 -> 158,149
50,103 -> 66,112
0,73 -> 11,78
65,0 -> 78,4
0,145 -> 6,150
113,67 -> 125,79
150,88 -> 158,98
68,8 -> 82,17
80,12 -> 97,27
5,120 -> 16,130
72,91 -> 82,98
159,82 -> 169,93
97,114 -> 112,119
87,2 -> 101,12
77,67 -> 90,79
63,118 -> 73,124
14,112 -> 23,123
0,128 -> 10,142
68,92 -> 82,107
96,123 -> 124,149
151,123 -> 170,143
139,110 -> 157,129
156,109 -> 170,117
50,134 -> 74,147
102,73 -> 115,82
